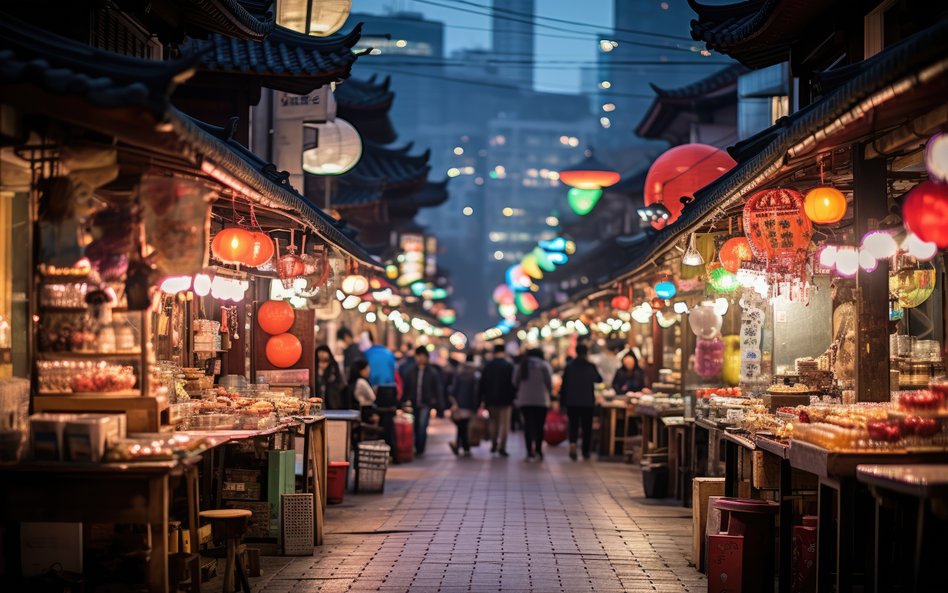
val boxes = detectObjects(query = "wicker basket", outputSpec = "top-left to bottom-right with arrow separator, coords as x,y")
355,440 -> 390,493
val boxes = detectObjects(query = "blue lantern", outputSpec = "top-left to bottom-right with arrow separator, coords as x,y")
655,281 -> 677,299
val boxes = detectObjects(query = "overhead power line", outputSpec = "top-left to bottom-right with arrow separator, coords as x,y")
444,0 -> 693,42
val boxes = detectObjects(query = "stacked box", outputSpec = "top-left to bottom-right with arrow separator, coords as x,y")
692,477 -> 725,571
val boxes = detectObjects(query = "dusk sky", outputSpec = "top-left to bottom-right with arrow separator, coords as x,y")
353,0 -> 614,94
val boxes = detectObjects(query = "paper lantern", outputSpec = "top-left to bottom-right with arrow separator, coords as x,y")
862,231 -> 898,260
567,188 -> 603,215
277,245 -> 306,289
258,300 -> 295,335
695,337 -> 724,378
644,144 -> 736,230
708,264 -> 739,293
889,264 -> 936,308
438,309 -> 457,325
611,295 -> 630,310
743,188 -> 813,271
211,228 -> 253,264
803,187 -> 847,224
302,118 -> 362,175
835,247 -> 859,277
688,305 -> 721,340
243,231 -> 275,267
492,284 -> 515,305
515,292 -> 539,315
505,265 -> 531,292
655,281 -> 677,299
902,180 -> 948,248
719,237 -> 753,273
341,274 -> 369,295
721,335 -> 741,386
559,154 -> 620,189
532,247 -> 557,272
266,333 -> 302,368
306,0 -> 351,36
520,254 -> 544,280
903,232 -> 938,261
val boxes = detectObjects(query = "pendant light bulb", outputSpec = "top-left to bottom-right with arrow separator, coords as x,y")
682,234 -> 705,266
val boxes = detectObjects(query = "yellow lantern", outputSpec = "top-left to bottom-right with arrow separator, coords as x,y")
804,187 -> 847,224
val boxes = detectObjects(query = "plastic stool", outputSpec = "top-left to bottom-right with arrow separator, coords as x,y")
200,509 -> 252,593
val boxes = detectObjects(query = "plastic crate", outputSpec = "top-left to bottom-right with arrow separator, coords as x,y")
355,441 -> 390,493
280,493 -> 314,556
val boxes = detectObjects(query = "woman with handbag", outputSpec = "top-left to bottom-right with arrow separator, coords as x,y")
512,348 -> 553,462
449,353 -> 480,457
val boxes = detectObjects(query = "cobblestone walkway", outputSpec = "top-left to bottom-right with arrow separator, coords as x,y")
250,418 -> 706,592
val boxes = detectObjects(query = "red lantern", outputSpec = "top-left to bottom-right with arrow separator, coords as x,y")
902,181 -> 948,249
719,237 -> 753,273
211,228 -> 253,264
266,333 -> 302,368
644,144 -> 736,230
611,295 -> 630,310
650,297 -> 666,310
559,154 -> 620,190
244,231 -> 275,267
803,187 -> 847,224
277,244 -> 306,289
258,300 -> 295,335
743,188 -> 813,272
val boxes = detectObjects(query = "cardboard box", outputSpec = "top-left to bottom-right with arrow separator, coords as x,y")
21,522 -> 83,576
708,533 -> 743,593
30,414 -> 78,461
268,450 -> 296,538
692,477 -> 725,571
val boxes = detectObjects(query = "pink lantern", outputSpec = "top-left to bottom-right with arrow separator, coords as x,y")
644,144 -> 736,230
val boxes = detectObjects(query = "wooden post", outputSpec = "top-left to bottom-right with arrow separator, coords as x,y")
853,147 -> 890,402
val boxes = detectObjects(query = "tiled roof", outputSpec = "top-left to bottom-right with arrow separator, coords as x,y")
177,0 -> 275,41
332,184 -> 384,207
613,17 -> 948,286
335,76 -> 397,144
182,25 -> 361,94
340,141 -> 431,190
0,12 -> 196,116
689,0 -> 834,69
388,180 -> 450,216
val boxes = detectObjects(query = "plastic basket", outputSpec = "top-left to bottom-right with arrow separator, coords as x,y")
355,440 -> 390,493
280,493 -> 314,556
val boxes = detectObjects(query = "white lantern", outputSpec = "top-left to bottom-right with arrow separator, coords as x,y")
341,274 -> 369,296
903,232 -> 938,261
276,0 -> 352,37
835,247 -> 859,277
858,249 -> 877,272
302,118 -> 362,175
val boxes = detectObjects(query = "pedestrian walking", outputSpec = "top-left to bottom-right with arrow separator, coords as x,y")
448,353 -> 480,457
512,348 -> 553,462
363,331 -> 398,452
403,346 -> 443,455
560,344 -> 602,461
315,344 -> 346,409
479,343 -> 515,456
613,351 -> 646,394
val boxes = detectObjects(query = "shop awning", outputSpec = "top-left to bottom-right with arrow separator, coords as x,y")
613,17 -> 948,285
181,24 -> 362,94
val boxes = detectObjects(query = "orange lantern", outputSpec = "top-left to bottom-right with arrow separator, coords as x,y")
611,295 -> 630,310
266,333 -> 302,368
803,187 -> 847,224
258,300 -> 295,335
743,188 -> 812,272
559,153 -> 620,190
211,228 -> 253,264
644,144 -> 736,230
718,237 -> 753,273
244,231 -> 275,267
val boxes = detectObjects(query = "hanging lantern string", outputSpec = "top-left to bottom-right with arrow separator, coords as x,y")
819,156 -> 825,185
249,204 -> 262,232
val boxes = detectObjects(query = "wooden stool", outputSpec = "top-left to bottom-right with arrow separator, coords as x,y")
199,509 -> 252,593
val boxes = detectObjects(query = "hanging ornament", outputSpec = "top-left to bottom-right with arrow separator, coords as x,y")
266,333 -> 302,368
631,303 -> 653,324
515,292 -> 539,315
211,227 -> 253,264
718,237 -> 753,273
610,295 -> 631,310
695,337 -> 724,378
902,180 -> 948,249
682,233 -> 705,266
567,188 -> 603,216
859,249 -> 878,272
926,133 -> 948,182
804,187 -> 847,224
655,281 -> 677,299
276,236 -> 306,289
244,231 -> 275,267
558,152 -> 620,190
643,143 -> 736,230
520,253 -> 544,280
743,188 -> 812,273
258,300 -> 296,335
889,262 -> 936,308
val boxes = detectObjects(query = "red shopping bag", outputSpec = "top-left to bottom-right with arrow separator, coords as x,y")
468,409 -> 489,446
544,409 -> 568,446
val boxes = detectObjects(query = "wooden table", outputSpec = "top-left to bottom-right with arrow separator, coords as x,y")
298,416 -> 327,545
635,403 -> 684,458
788,442 -> 948,593
0,457 -> 199,593
597,399 -> 631,458
857,464 -> 948,593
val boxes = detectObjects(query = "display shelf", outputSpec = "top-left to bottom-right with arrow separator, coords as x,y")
36,350 -> 141,359
35,390 -> 142,398
39,306 -> 129,313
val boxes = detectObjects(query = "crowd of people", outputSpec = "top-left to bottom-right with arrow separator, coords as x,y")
321,327 -> 650,463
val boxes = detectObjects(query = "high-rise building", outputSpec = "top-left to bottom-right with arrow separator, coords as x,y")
491,0 -> 534,90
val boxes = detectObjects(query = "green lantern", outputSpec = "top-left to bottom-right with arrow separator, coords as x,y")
708,266 -> 739,292
567,188 -> 603,216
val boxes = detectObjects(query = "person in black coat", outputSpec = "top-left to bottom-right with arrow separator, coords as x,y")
403,346 -> 444,455
478,343 -> 516,456
560,344 -> 603,460
613,351 -> 646,394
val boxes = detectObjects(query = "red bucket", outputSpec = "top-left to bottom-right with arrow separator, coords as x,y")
327,461 -> 350,504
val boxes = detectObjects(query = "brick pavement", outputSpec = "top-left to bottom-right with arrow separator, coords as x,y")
246,418 -> 706,593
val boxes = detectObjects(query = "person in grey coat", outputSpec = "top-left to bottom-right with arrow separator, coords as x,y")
512,348 -> 553,461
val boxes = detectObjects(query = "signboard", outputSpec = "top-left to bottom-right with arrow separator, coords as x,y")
271,87 -> 335,188
397,233 -> 425,287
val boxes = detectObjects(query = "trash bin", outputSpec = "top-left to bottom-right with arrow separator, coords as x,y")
641,452 -> 669,498
713,497 -> 779,592
327,461 -> 350,504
